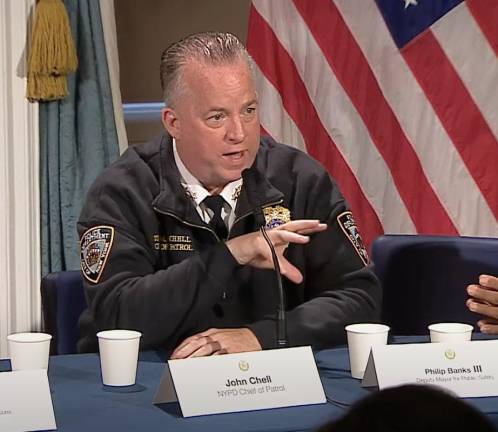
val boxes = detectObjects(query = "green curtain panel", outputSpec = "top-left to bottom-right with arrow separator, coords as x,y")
40,0 -> 120,275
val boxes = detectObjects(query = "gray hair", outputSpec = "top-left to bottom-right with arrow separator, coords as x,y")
160,32 -> 254,107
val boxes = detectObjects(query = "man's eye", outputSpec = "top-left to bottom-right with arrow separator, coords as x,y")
245,107 -> 256,114
210,113 -> 224,121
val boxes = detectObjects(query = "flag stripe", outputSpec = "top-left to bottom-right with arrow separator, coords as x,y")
252,63 -> 307,153
293,0 -> 458,234
466,0 -> 498,58
432,3 -> 498,142
252,0 -> 417,235
402,30 -> 498,221
248,6 -> 384,246
335,0 -> 498,236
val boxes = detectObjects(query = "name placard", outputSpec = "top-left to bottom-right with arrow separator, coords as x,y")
154,346 -> 325,417
362,340 -> 498,397
0,369 -> 56,431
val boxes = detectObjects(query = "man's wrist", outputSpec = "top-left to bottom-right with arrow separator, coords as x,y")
226,237 -> 250,265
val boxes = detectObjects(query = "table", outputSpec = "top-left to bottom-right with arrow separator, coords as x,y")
47,350 -> 351,431
3,337 -> 498,431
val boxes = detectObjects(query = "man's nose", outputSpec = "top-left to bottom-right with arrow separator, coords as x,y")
226,116 -> 246,143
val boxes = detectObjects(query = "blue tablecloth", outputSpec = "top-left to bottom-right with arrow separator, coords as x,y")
46,350 -> 347,432
2,336 -> 498,431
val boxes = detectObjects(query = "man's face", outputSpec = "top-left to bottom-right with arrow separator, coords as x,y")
162,59 -> 260,193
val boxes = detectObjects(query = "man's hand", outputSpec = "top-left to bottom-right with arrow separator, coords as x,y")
466,274 -> 498,334
170,328 -> 261,359
226,219 -> 327,284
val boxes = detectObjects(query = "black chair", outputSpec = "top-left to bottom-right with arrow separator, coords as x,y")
371,235 -> 498,335
40,270 -> 87,354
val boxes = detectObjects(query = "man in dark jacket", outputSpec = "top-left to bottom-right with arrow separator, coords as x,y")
78,32 -> 381,356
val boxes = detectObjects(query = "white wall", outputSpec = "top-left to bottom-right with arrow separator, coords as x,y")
0,0 -> 41,357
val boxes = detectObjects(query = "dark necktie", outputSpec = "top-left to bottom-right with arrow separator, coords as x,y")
203,195 -> 228,240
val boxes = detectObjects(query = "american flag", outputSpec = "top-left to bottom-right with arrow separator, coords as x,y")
247,0 -> 498,249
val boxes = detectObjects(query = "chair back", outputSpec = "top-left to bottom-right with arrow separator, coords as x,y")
372,235 -> 498,335
40,270 -> 87,354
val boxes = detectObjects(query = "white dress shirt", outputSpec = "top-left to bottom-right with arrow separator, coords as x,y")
173,139 -> 242,230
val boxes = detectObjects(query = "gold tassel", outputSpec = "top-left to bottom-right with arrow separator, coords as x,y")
27,0 -> 78,102
27,73 -> 68,102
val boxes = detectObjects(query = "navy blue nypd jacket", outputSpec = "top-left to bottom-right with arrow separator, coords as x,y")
77,133 -> 381,353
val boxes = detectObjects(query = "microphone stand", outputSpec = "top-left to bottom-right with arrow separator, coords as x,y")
260,226 -> 289,348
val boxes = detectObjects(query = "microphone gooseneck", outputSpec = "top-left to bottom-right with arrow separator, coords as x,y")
260,226 -> 288,348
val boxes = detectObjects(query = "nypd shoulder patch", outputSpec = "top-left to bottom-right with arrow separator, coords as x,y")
337,211 -> 369,265
80,225 -> 115,283
263,205 -> 291,229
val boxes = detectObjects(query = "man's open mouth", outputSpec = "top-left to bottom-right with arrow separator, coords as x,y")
222,151 -> 245,160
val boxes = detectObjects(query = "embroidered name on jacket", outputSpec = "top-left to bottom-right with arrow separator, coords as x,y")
263,205 -> 291,229
337,211 -> 369,265
153,234 -> 194,251
80,225 -> 115,283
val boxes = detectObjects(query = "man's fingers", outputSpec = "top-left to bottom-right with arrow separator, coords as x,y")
275,220 -> 326,234
467,299 -> 498,320
172,329 -> 220,356
275,219 -> 320,231
478,318 -> 498,326
295,224 -> 327,235
477,319 -> 498,334
480,324 -> 498,334
170,334 -> 200,356
170,338 -> 203,359
212,348 -> 229,356
226,220 -> 323,268
198,328 -> 220,337
171,335 -> 219,359
187,339 -> 222,358
171,328 -> 262,358
269,230 -> 310,246
479,275 -> 498,291
279,256 -> 304,284
467,284 -> 498,305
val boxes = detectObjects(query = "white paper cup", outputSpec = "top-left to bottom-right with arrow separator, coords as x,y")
345,323 -> 390,379
7,332 -> 52,370
428,323 -> 473,343
97,330 -> 141,386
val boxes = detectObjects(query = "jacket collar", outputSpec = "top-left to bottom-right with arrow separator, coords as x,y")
152,134 -> 284,226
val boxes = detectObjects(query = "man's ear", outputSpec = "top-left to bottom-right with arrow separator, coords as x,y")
162,107 -> 179,138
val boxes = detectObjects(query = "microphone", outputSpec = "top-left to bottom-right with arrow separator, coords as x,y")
260,226 -> 289,349
242,167 -> 288,348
